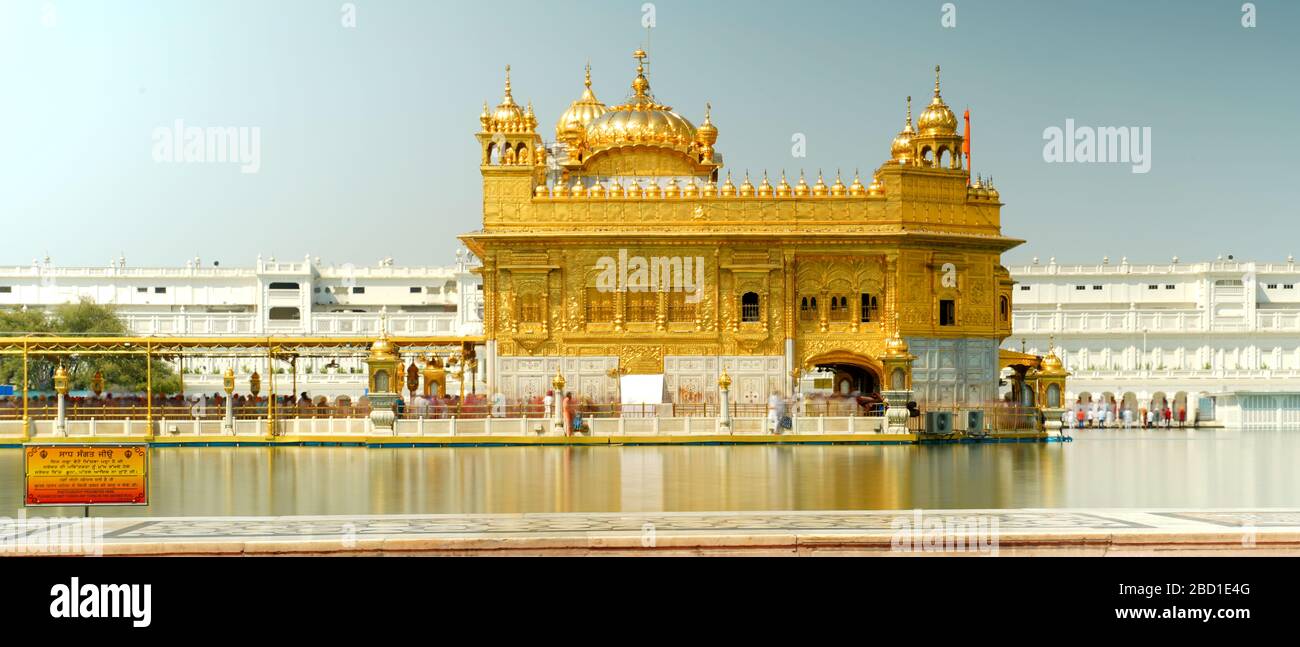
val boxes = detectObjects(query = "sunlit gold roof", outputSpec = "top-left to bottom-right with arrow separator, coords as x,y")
917,65 -> 957,135
555,64 -> 609,142
583,50 -> 698,152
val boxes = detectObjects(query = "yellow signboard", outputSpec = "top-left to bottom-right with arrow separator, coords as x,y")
24,444 -> 149,506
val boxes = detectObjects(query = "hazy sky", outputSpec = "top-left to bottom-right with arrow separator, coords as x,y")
1,0 -> 1295,268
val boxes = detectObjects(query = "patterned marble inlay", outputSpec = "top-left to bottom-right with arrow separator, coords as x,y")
1152,511 -> 1300,528
102,510 -> 1152,541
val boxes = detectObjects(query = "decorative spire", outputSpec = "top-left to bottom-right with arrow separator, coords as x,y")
631,49 -> 651,99
584,61 -> 592,89
933,64 -> 942,99
905,95 -> 913,131
502,64 -> 515,105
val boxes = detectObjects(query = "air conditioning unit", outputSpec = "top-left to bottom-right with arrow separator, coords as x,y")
966,410 -> 985,434
924,411 -> 952,434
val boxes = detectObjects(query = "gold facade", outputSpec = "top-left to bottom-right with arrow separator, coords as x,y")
462,53 -> 1020,401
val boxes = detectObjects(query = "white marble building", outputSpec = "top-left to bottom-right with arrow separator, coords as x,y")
1008,257 -> 1300,428
0,251 -> 485,398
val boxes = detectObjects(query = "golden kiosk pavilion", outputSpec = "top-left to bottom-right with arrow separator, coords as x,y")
461,51 -> 1019,408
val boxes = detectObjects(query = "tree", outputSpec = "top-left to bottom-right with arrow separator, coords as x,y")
0,299 -> 180,394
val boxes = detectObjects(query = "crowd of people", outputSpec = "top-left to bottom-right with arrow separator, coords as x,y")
1063,398 -> 1189,429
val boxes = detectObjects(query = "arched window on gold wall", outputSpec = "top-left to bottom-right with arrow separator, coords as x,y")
519,293 -> 543,323
627,292 -> 656,322
585,288 -> 614,322
999,295 -> 1009,322
799,296 -> 817,322
741,292 -> 761,323
860,293 -> 879,323
668,292 -> 696,323
829,295 -> 850,321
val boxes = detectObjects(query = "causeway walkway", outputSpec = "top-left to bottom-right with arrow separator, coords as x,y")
8,509 -> 1297,556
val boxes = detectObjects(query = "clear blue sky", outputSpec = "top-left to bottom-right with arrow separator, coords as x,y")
1,0 -> 1294,268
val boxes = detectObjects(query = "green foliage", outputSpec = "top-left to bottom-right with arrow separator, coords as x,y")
0,299 -> 179,395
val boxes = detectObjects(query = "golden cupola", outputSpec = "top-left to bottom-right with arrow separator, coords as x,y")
488,65 -> 528,132
909,65 -> 964,170
890,95 -> 916,163
917,65 -> 958,135
582,51 -> 700,155
555,64 -> 609,144
696,103 -> 719,162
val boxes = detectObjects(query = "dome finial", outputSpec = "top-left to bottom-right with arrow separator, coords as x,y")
905,95 -> 913,130
584,61 -> 592,89
631,48 -> 650,98
503,64 -> 513,102
933,64 -> 942,98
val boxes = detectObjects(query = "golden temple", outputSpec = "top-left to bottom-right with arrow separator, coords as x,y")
461,51 -> 1020,407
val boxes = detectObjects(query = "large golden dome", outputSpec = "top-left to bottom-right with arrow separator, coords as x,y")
917,65 -> 957,135
890,95 -> 915,161
583,50 -> 697,150
556,64 -> 609,142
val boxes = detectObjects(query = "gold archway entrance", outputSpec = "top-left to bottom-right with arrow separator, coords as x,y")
803,350 -> 884,396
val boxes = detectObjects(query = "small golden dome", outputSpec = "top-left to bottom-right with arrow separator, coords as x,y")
868,175 -> 885,197
831,172 -> 847,197
884,328 -> 910,357
721,172 -> 737,197
697,102 -> 718,145
917,65 -> 958,135
794,171 -> 810,197
644,180 -> 662,198
664,180 -> 680,198
589,182 -> 606,198
683,178 -> 699,197
571,180 -> 586,197
490,65 -> 526,127
552,180 -> 569,198
703,178 -> 718,197
535,184 -> 550,198
891,95 -> 916,162
849,172 -> 867,197
812,171 -> 829,197
1042,352 -> 1064,372
739,172 -> 755,197
368,336 -> 399,362
556,64 -> 610,142
987,179 -> 1000,201
758,172 -> 774,197
608,181 -> 625,198
626,179 -> 643,198
776,171 -> 793,197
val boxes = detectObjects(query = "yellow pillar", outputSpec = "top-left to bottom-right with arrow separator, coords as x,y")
266,341 -> 276,439
146,341 -> 154,440
21,340 -> 29,441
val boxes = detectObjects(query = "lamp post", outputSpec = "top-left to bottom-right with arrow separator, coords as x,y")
880,317 -> 916,435
90,370 -> 104,398
606,366 -> 628,413
53,363 -> 69,436
552,368 -> 566,434
222,367 -> 235,435
717,367 -> 732,432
